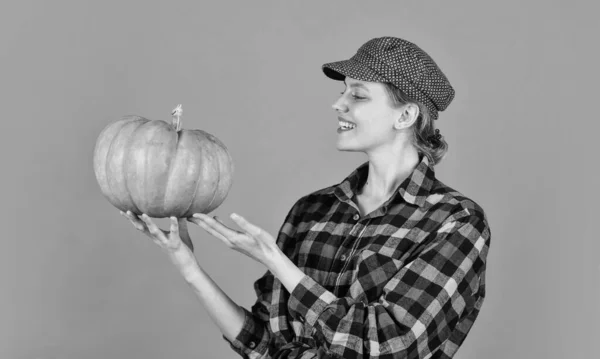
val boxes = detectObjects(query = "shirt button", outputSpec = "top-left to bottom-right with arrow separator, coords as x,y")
249,341 -> 256,349
353,214 -> 360,220
340,254 -> 347,261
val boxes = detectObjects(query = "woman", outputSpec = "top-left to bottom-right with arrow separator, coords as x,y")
121,36 -> 491,359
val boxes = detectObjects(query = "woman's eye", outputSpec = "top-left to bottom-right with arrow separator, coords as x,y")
339,91 -> 365,100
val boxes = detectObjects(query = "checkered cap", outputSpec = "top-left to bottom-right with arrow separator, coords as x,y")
322,36 -> 455,120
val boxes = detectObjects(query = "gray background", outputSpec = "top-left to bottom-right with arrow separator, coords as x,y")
1,1 -> 598,358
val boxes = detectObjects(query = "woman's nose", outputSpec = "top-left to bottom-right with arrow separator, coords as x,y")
331,97 -> 347,112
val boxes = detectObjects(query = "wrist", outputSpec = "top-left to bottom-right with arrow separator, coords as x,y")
167,246 -> 200,280
265,249 -> 305,294
181,264 -> 204,284
264,247 -> 286,274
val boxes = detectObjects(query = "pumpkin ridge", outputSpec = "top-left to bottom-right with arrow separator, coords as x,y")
181,131 -> 203,217
99,122 -> 123,208
200,130 -> 221,213
142,121 -> 173,215
123,119 -> 147,214
161,126 -> 179,217
160,126 -> 181,216
94,120 -> 124,206
210,132 -> 234,210
104,118 -> 143,212
187,130 -> 219,215
133,119 -> 160,214
135,121 -> 157,214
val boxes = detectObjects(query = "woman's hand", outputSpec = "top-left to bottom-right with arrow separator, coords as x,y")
120,210 -> 201,280
120,210 -> 194,253
188,212 -> 307,293
187,213 -> 279,267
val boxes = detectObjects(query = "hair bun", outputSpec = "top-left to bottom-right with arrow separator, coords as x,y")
427,129 -> 442,147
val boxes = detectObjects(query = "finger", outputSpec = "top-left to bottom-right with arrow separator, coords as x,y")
189,215 -> 234,247
213,216 -> 234,231
230,213 -> 262,237
139,214 -> 166,240
169,216 -> 179,236
122,210 -> 148,232
171,217 -> 194,252
193,213 -> 242,238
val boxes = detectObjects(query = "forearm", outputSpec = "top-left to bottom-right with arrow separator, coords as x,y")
181,249 -> 301,342
169,249 -> 245,342
266,249 -> 305,294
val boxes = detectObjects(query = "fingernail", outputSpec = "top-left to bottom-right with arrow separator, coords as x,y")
231,213 -> 239,219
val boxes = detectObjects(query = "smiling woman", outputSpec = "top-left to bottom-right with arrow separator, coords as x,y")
120,36 -> 491,359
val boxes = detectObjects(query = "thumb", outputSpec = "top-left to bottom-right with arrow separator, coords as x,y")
169,216 -> 180,236
172,217 -> 194,252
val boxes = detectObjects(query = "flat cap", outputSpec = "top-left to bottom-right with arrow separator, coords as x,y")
322,36 -> 455,120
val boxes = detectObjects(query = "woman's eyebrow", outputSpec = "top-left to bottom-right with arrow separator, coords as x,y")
343,82 -> 370,91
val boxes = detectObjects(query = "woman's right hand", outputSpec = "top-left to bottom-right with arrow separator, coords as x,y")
120,210 -> 194,253
120,210 -> 200,279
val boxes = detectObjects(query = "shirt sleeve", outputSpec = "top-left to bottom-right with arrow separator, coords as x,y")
222,269 -> 275,358
222,198 -> 306,358
286,213 -> 491,359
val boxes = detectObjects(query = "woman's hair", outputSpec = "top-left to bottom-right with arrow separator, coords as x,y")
383,83 -> 448,166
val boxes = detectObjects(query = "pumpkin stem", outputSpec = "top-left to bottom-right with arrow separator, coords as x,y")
171,104 -> 183,132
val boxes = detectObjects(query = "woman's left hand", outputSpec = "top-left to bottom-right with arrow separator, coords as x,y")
187,212 -> 280,267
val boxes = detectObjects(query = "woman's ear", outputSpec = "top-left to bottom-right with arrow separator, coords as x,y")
395,103 -> 420,129
404,103 -> 420,125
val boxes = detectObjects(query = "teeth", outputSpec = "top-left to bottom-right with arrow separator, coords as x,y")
339,121 -> 356,129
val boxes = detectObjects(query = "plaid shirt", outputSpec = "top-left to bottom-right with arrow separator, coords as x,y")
224,154 -> 491,358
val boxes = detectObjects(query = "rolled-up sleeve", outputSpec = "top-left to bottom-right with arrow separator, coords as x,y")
287,214 -> 491,358
223,270 -> 275,358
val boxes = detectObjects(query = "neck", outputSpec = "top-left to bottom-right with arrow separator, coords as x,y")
359,147 -> 420,200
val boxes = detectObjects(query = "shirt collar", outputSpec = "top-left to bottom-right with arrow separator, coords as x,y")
333,154 -> 436,208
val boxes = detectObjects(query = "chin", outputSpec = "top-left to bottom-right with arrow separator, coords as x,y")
336,141 -> 361,152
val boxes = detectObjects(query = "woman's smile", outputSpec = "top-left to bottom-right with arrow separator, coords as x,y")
337,116 -> 356,133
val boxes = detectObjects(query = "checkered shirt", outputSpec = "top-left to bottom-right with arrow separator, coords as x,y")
224,154 -> 491,358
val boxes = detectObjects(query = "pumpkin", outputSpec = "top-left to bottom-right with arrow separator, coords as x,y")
93,105 -> 234,218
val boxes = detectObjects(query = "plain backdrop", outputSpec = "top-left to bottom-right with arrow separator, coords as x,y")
1,1 -> 598,358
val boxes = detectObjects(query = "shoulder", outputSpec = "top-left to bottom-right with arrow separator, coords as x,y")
289,184 -> 339,212
429,178 -> 490,230
279,184 -> 339,233
275,185 -> 338,251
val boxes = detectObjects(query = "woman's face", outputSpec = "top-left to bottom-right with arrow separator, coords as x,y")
332,77 -> 405,153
